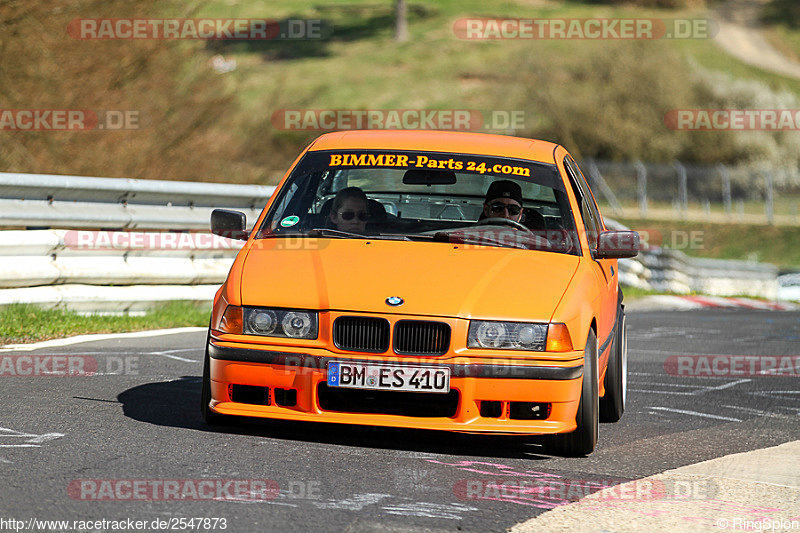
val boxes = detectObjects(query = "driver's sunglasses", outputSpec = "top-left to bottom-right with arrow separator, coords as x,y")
489,202 -> 522,216
339,210 -> 370,221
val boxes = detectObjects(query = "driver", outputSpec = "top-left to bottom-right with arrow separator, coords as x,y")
329,186 -> 370,233
481,180 -> 524,224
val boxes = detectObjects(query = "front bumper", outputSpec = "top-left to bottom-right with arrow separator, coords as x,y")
207,339 -> 584,435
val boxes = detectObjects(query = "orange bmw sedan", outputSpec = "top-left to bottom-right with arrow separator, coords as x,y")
202,130 -> 639,456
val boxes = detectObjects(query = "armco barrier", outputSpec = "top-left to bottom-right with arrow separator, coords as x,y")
0,229 -> 244,313
0,174 -> 786,313
605,218 -> 780,299
618,249 -> 779,299
0,172 -> 267,313
0,230 -> 242,288
0,172 -> 275,230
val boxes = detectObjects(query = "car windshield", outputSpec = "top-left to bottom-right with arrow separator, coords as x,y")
256,149 -> 580,254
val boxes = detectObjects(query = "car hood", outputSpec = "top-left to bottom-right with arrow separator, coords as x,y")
239,238 -> 580,321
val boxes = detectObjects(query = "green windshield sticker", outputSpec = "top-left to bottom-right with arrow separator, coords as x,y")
280,215 -> 300,227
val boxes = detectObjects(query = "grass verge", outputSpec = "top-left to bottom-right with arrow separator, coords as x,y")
0,301 -> 211,346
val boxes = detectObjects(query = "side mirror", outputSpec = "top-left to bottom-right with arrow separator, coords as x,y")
595,230 -> 639,259
211,209 -> 249,240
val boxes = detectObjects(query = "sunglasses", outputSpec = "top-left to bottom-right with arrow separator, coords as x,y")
489,202 -> 522,216
339,210 -> 370,221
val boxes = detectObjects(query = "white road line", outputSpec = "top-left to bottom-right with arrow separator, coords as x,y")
0,427 -> 65,447
720,405 -> 792,419
381,502 -> 479,520
26,433 -> 65,444
649,406 -> 742,422
749,391 -> 800,402
632,381 -> 705,388
693,378 -> 751,394
629,389 -> 697,396
149,352 -> 198,363
0,327 -> 207,352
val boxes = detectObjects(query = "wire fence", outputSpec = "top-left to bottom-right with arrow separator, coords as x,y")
581,159 -> 800,226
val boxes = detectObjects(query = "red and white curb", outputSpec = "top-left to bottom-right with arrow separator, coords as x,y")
681,295 -> 796,310
627,295 -> 797,311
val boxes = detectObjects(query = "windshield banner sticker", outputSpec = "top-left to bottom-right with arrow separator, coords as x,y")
328,152 -> 531,177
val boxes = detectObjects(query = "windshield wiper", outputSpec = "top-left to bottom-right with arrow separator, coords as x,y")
305,228 -> 410,241
434,232 -> 531,250
306,228 -> 368,239
376,232 -> 432,242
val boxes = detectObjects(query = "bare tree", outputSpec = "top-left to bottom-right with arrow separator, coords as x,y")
395,0 -> 408,42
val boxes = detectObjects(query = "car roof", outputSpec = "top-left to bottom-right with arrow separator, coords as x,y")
307,130 -> 560,164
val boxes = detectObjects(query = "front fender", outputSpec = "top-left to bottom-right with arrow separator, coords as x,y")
550,259 -> 602,351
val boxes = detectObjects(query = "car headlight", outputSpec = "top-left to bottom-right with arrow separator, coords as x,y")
243,307 -> 318,339
246,309 -> 277,335
281,311 -> 314,338
468,321 -> 547,351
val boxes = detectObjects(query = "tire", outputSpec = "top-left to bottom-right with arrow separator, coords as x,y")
600,310 -> 627,423
200,333 -> 231,426
549,329 -> 599,457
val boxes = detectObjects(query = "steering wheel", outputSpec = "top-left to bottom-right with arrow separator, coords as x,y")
478,217 -> 532,232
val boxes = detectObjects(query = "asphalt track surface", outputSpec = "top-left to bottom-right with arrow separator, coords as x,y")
1,309 -> 799,532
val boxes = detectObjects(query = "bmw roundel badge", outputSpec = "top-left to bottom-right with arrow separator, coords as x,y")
385,296 -> 404,306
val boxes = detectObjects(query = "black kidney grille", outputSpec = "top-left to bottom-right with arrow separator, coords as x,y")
394,320 -> 451,356
333,316 -> 390,353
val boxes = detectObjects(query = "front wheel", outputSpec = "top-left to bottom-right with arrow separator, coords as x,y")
600,310 -> 627,423
549,329 -> 599,457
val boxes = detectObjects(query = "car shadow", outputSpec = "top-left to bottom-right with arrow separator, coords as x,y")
117,376 -> 559,461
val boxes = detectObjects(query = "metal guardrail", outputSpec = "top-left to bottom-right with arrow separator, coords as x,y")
0,172 -> 268,312
0,172 -> 275,230
0,229 -> 243,313
618,249 -> 779,299
0,174 -> 787,313
604,219 -> 780,299
0,230 -> 241,288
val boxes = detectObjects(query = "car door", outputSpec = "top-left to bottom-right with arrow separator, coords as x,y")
563,155 -> 617,361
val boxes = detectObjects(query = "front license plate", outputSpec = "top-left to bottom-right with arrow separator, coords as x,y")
327,362 -> 450,393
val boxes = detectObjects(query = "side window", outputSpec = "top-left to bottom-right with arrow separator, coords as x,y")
563,156 -> 600,253
567,157 -> 603,229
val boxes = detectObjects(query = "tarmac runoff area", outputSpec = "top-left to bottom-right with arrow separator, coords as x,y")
511,440 -> 800,532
